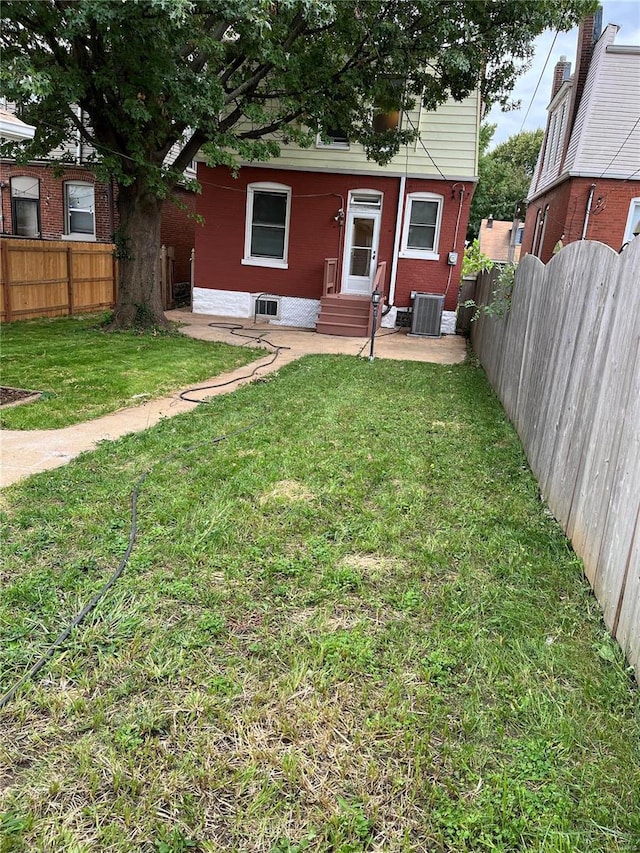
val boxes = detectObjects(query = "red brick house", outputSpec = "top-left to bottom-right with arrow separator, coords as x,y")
522,12 -> 640,262
0,112 -> 196,285
193,92 -> 480,335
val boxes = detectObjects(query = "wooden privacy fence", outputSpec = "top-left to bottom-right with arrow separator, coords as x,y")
0,238 -> 117,322
471,238 -> 640,679
0,239 -> 181,322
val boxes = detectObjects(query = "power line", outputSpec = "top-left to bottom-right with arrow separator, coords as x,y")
403,112 -> 448,181
519,30 -> 559,133
598,116 -> 640,179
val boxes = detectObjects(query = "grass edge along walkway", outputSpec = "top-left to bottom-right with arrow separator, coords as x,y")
0,313 -> 261,431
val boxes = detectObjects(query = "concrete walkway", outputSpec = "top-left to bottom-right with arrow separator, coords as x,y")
1,309 -> 465,487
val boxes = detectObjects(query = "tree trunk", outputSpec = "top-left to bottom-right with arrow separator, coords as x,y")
107,180 -> 169,330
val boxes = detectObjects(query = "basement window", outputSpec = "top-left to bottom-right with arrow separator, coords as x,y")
254,295 -> 281,320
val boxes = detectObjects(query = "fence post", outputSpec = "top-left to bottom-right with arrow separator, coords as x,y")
1,241 -> 12,323
66,245 -> 75,315
112,252 -> 118,304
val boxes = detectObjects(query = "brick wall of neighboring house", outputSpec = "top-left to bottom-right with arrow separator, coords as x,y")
580,179 -> 640,248
196,165 -> 472,311
0,162 -> 114,241
1,161 -> 196,285
160,186 -> 196,283
522,176 -> 640,262
522,179 -> 572,262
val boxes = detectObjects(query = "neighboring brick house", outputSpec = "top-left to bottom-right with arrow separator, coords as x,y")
193,91 -> 480,335
522,11 -> 640,263
0,108 -> 197,285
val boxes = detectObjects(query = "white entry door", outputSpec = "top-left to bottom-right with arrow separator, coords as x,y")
342,194 -> 382,295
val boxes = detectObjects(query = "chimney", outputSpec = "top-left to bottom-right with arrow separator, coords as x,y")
551,56 -> 571,100
487,215 -> 493,229
571,8 -> 602,120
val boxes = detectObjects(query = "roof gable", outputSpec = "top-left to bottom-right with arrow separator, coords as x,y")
528,22 -> 640,201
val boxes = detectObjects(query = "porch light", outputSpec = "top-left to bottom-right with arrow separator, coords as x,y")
369,287 -> 382,362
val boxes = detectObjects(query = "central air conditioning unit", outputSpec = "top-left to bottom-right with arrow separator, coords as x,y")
410,293 -> 445,337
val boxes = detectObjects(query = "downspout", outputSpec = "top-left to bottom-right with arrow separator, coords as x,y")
581,183 -> 596,240
445,183 -> 466,299
388,173 -> 406,307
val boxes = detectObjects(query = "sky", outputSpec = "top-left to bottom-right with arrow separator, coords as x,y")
486,0 -> 640,148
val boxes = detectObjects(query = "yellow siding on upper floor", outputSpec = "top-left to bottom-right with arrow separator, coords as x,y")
243,91 -> 480,179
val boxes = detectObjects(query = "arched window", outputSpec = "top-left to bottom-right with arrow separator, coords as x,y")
11,176 -> 40,237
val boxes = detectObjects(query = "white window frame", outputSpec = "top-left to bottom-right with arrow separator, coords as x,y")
399,192 -> 443,260
11,176 -> 41,238
623,197 -> 640,244
315,129 -> 350,150
64,180 -> 96,241
242,182 -> 291,269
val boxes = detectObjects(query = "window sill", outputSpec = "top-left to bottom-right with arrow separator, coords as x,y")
399,250 -> 440,261
316,143 -> 350,150
242,257 -> 288,270
63,233 -> 97,242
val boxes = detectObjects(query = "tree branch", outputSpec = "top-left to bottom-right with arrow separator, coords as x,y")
165,129 -> 207,176
238,107 -> 306,140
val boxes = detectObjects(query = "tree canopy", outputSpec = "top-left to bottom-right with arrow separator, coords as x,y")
468,123 -> 544,240
0,0 -> 594,328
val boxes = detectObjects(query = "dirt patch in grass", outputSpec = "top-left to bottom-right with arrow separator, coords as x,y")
259,479 -> 315,504
0,387 -> 41,408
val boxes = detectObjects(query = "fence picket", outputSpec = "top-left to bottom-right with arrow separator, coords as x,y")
471,237 -> 640,680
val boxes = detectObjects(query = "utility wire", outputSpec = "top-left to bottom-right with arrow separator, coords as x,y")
597,116 -> 640,179
0,328 -> 288,709
403,112 -> 448,180
519,30 -> 559,133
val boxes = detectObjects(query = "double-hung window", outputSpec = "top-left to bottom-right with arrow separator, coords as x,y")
64,181 -> 95,239
243,182 -> 291,268
400,193 -> 443,260
11,176 -> 40,237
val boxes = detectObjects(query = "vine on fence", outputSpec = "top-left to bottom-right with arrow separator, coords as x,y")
465,263 -> 517,321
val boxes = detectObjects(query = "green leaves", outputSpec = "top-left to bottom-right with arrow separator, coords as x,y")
468,125 -> 544,239
1,0 -> 593,189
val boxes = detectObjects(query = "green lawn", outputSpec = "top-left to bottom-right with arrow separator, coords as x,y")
1,355 -> 638,853
0,314 -> 259,429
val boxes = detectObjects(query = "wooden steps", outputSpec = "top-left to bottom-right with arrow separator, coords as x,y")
316,294 -> 375,337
